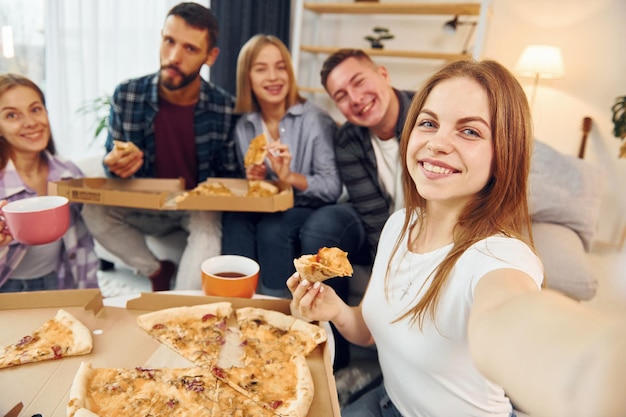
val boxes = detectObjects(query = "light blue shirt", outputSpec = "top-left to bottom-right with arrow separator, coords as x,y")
234,101 -> 341,207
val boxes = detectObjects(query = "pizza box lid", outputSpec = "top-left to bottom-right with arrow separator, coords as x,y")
0,290 -> 340,417
49,177 -> 294,212
48,177 -> 184,210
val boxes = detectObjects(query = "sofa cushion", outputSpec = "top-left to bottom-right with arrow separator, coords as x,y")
532,222 -> 597,301
529,140 -> 605,251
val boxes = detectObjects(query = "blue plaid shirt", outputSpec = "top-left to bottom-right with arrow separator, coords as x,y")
0,152 -> 99,289
104,73 -> 243,182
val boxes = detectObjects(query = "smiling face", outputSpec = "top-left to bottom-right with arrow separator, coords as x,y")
0,85 -> 51,155
406,76 -> 493,209
249,44 -> 290,109
324,57 -> 393,129
159,15 -> 218,91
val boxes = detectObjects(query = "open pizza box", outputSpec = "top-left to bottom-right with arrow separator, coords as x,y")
49,177 -> 294,212
0,289 -> 340,417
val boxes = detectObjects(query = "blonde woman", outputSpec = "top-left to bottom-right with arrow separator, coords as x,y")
288,60 -> 626,416
0,73 -> 98,293
222,35 -> 341,297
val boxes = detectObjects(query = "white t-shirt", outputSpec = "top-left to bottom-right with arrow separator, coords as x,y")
370,133 -> 404,213
362,210 -> 544,417
11,240 -> 62,279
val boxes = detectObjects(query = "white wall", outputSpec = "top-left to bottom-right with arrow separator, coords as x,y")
294,0 -> 626,245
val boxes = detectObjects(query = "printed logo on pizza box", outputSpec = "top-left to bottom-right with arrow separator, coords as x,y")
71,190 -> 102,202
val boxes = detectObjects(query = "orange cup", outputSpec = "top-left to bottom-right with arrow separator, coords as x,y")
201,255 -> 259,298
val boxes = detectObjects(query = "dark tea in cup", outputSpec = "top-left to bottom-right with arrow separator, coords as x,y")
201,255 -> 259,298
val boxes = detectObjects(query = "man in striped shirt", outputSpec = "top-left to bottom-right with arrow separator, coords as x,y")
299,49 -> 414,370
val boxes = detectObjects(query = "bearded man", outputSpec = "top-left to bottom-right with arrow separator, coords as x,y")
82,2 -> 241,292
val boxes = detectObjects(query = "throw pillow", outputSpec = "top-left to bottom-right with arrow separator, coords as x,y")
529,140 -> 605,251
532,222 -> 597,301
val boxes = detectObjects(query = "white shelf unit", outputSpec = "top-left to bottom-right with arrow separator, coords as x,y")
291,1 -> 492,94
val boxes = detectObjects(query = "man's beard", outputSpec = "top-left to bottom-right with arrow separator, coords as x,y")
159,65 -> 201,91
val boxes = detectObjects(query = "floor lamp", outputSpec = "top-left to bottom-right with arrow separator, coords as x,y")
514,45 -> 564,110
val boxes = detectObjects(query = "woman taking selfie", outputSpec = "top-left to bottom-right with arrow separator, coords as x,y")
0,73 -> 98,293
288,60 -> 626,417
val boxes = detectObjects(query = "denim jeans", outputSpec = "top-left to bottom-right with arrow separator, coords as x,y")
221,207 -> 315,295
342,382 -> 403,417
342,381 -> 518,417
82,205 -> 221,290
0,272 -> 57,293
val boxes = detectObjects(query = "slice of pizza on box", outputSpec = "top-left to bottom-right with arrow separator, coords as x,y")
0,309 -> 92,369
136,302 -> 233,368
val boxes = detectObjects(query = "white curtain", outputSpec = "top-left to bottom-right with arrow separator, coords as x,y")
44,0 -> 197,161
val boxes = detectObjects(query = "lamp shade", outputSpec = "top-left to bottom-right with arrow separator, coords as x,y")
514,45 -> 564,79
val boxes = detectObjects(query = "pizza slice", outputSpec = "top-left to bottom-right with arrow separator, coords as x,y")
113,140 -> 139,153
68,362 -> 217,417
0,309 -> 92,369
293,247 -> 353,283
211,354 -> 314,417
103,140 -> 141,165
214,379 -> 276,417
136,302 -> 233,368
236,307 -> 326,362
246,180 -> 279,197
244,133 -> 268,167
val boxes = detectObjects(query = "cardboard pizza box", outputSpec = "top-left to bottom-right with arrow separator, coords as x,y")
0,290 -> 340,417
174,177 -> 294,212
48,177 -> 183,210
49,177 -> 294,212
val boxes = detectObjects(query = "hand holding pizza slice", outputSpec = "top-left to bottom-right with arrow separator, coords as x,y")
104,140 -> 144,178
293,247 -> 353,283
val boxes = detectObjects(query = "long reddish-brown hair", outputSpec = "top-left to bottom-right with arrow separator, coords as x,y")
390,59 -> 535,328
0,73 -> 56,169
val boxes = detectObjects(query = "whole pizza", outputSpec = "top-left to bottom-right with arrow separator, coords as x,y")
67,302 -> 327,417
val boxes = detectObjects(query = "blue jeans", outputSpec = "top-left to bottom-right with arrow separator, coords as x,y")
342,382 -> 403,417
0,272 -> 58,293
343,381 -> 518,417
221,207 -> 315,296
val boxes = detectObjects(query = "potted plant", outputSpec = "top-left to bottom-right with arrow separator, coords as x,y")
364,27 -> 394,49
76,94 -> 111,144
611,96 -> 626,158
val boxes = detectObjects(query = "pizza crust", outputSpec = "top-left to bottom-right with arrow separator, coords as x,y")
236,307 -> 295,332
277,354 -> 314,417
136,302 -> 233,331
56,309 -> 93,355
293,247 -> 353,283
67,361 -> 93,417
